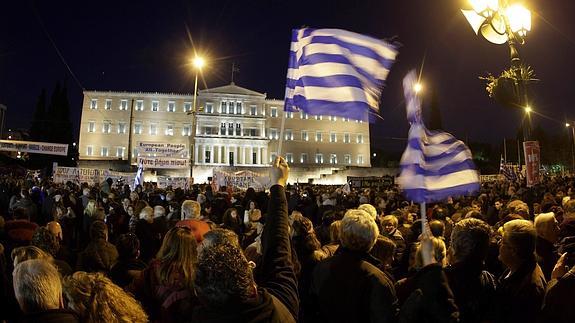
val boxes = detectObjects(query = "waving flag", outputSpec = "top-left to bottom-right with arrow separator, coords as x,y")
134,162 -> 144,189
284,28 -> 397,121
499,156 -> 517,181
398,70 -> 480,203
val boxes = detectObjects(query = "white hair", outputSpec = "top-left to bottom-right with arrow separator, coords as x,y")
181,200 -> 201,220
153,205 -> 166,218
13,259 -> 62,313
340,209 -> 379,252
358,204 -> 377,221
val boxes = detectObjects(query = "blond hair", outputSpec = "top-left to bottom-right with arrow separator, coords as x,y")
340,209 -> 379,252
63,271 -> 148,323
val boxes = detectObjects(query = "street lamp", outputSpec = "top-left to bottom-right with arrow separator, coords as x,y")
462,0 -> 533,142
189,56 -> 206,180
566,122 -> 575,173
414,83 -> 423,94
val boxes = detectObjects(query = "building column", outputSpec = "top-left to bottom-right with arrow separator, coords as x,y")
224,146 -> 228,165
262,147 -> 268,164
199,145 -> 205,164
208,145 -> 213,164
194,143 -> 199,165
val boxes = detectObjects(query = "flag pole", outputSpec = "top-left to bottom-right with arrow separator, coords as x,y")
278,110 -> 287,157
420,202 -> 429,236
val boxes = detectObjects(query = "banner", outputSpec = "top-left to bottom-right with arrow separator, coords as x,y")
53,167 -> 136,188
523,141 -> 541,187
157,176 -> 191,190
138,157 -> 189,169
347,176 -> 394,189
480,174 -> 505,182
137,142 -> 188,157
0,140 -> 68,156
212,170 -> 269,191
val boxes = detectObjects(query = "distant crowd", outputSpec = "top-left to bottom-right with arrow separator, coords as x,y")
1,158 -> 574,322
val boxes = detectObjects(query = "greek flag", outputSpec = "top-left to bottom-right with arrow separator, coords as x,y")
499,156 -> 517,181
134,162 -> 144,189
398,70 -> 480,203
284,28 -> 397,121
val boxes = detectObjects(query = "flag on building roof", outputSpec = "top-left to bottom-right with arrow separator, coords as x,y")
284,28 -> 398,122
398,70 -> 480,203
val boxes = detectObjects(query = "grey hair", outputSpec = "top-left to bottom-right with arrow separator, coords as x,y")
181,200 -> 201,220
340,209 -> 379,252
13,259 -> 62,313
358,204 -> 378,221
450,218 -> 492,264
502,219 -> 537,261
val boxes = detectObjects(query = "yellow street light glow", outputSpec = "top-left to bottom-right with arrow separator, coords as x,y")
506,4 -> 531,37
567,123 -> 571,127
192,57 -> 205,69
469,0 -> 498,16
524,106 -> 532,113
414,83 -> 423,93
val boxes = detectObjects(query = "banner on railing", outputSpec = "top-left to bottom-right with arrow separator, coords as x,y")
157,176 -> 191,190
0,140 -> 68,156
212,170 -> 269,191
53,166 -> 136,187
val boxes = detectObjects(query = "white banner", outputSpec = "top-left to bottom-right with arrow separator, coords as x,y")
157,176 -> 190,190
138,157 -> 189,169
137,142 -> 188,157
0,140 -> 68,156
53,166 -> 136,187
212,170 -> 269,191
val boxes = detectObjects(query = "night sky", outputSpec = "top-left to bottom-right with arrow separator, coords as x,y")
1,0 -> 574,152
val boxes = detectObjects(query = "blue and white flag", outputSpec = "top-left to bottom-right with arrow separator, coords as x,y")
499,156 -> 517,181
134,162 -> 144,189
284,28 -> 397,121
398,70 -> 480,203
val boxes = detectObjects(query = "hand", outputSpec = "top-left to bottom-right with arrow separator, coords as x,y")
551,253 -> 571,280
270,156 -> 289,187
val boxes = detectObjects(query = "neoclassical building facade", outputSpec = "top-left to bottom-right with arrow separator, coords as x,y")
78,83 -> 371,182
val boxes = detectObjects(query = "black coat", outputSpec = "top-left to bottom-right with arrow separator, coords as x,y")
20,309 -> 79,323
495,261 -> 546,323
311,247 -> 398,323
539,269 -> 575,323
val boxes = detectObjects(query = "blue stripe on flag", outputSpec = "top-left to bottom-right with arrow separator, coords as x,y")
403,182 -> 481,204
286,75 -> 365,90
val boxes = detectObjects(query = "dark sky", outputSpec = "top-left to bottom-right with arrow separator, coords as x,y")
1,0 -> 574,152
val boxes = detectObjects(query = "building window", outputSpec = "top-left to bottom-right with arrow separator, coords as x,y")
343,117 -> 349,122
329,115 -> 337,121
269,128 -> 278,140
301,153 -> 308,164
330,154 -> 337,164
101,147 -> 109,157
205,150 -> 211,163
315,153 -> 324,164
235,123 -> 242,136
315,114 -> 322,120
135,100 -> 144,111
105,99 -> 112,110
285,129 -> 293,140
228,123 -> 234,136
287,111 -> 294,119
270,107 -> 278,118
301,111 -> 309,119
344,133 -> 350,143
330,132 -> 337,143
86,146 -> 93,156
182,124 -> 191,136
90,99 -> 97,109
315,132 -> 322,142
120,99 -> 128,110
357,134 -> 364,144
301,130 -> 309,141
205,103 -> 213,113
252,152 -> 257,164
236,102 -> 242,114
167,101 -> 176,112
151,101 -> 159,112
220,123 -> 226,135
184,102 -> 192,113
250,105 -> 257,116
229,102 -> 235,114
165,124 -> 174,136
286,153 -> 293,163
358,155 -> 364,165
88,121 -> 95,133
221,101 -> 227,114
116,147 -> 125,158
118,122 -> 127,134
344,154 -> 351,164
150,123 -> 158,135
102,121 -> 112,134
134,122 -> 142,134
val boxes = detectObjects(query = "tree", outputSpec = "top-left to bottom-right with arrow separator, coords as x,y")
30,89 -> 47,141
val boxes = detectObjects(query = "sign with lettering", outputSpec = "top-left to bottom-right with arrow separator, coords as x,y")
137,157 -> 189,169
53,166 -> 136,188
137,142 -> 188,157
347,176 -> 395,189
0,140 -> 68,156
212,169 -> 269,191
157,176 -> 191,190
523,141 -> 541,187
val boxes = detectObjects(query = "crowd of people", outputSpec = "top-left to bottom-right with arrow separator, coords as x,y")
0,157 -> 574,322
